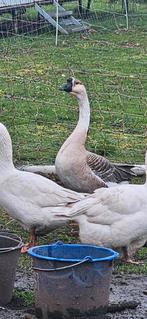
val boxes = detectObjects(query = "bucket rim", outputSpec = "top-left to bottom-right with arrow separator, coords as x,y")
0,232 -> 23,253
28,243 -> 119,262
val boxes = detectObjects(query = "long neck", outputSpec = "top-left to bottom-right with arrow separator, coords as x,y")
64,91 -> 90,147
76,93 -> 90,133
0,136 -> 14,172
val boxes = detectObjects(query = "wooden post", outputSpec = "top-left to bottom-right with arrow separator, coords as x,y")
78,0 -> 83,15
12,8 -> 19,34
86,0 -> 92,15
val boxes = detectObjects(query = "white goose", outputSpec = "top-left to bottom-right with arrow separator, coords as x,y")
55,77 -> 139,193
0,123 -> 85,251
55,151 -> 147,262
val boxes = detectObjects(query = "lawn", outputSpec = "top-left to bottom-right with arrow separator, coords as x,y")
0,0 -> 147,273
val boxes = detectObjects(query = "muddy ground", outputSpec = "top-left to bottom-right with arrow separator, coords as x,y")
0,269 -> 146,319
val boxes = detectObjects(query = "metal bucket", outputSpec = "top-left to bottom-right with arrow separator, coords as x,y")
0,231 -> 23,306
28,242 -> 119,319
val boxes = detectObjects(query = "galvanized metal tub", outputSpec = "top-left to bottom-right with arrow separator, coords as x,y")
0,231 -> 23,305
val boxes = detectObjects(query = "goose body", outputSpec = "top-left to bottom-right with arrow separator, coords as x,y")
0,123 -> 85,246
56,152 -> 147,260
55,78 -> 137,193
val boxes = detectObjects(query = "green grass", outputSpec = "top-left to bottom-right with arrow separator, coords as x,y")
0,27 -> 146,164
0,1 -> 147,274
13,290 -> 34,307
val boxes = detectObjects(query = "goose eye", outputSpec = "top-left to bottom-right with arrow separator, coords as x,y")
74,80 -> 81,85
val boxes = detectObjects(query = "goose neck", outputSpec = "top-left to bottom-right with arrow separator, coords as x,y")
66,92 -> 90,145
0,139 -> 14,172
76,93 -> 90,131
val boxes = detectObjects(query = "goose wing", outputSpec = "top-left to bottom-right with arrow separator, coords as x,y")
1,169 -> 84,210
64,184 -> 147,222
86,151 -> 136,183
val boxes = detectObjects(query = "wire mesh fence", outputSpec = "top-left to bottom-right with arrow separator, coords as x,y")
0,0 -> 146,167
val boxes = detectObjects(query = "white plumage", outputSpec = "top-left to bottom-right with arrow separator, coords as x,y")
1,121 -> 146,261
56,152 -> 147,261
0,123 -> 85,249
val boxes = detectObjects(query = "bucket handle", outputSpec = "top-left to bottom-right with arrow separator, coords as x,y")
0,235 -> 23,254
32,256 -> 93,272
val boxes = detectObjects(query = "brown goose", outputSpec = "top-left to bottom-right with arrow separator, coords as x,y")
55,77 -> 137,193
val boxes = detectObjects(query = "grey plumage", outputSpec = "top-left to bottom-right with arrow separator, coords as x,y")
87,152 -> 136,183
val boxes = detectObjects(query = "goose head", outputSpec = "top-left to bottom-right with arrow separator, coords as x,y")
0,123 -> 14,170
60,77 -> 87,99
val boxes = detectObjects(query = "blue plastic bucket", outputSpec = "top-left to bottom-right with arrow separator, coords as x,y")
28,242 -> 119,319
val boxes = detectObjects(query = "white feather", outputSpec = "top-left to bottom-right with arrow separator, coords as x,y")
56,151 -> 147,256
0,123 -> 85,235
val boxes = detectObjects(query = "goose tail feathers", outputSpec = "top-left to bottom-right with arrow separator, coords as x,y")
114,164 -> 136,181
114,162 -> 146,181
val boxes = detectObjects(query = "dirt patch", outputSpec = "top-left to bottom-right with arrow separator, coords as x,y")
108,273 -> 147,319
0,269 -> 146,319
